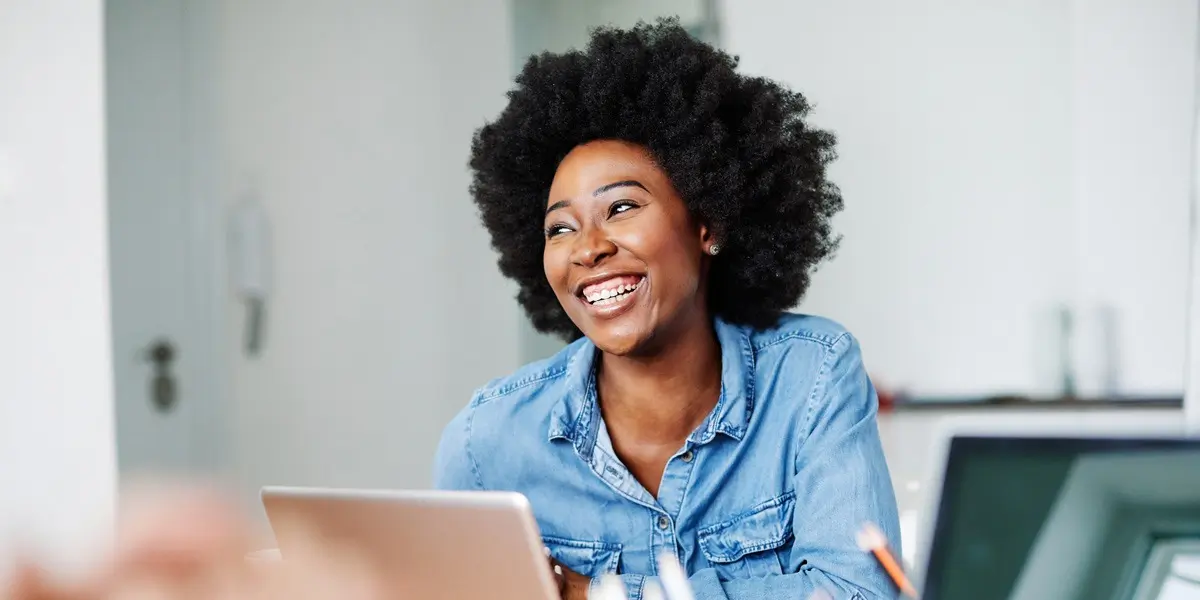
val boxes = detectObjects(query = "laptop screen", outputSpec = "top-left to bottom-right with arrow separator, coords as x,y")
921,436 -> 1200,600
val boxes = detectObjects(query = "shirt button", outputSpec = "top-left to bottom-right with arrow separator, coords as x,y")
657,515 -> 670,530
680,449 -> 694,463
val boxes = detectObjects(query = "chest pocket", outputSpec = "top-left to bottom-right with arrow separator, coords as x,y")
543,536 -> 622,577
697,492 -> 795,580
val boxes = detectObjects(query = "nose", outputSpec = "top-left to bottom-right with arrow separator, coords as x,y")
569,226 -> 617,267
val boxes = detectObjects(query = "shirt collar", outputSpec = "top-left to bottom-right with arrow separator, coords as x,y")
547,318 -> 756,449
546,338 -> 600,453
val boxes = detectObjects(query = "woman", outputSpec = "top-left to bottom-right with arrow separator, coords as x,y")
435,18 -> 900,600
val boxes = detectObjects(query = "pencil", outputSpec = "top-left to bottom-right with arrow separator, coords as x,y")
856,523 -> 919,598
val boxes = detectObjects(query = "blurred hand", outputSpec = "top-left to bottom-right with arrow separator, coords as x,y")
2,483 -> 385,600
550,559 -> 590,600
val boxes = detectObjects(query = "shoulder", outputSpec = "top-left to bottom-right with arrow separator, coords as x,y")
433,339 -> 586,489
749,312 -> 857,355
470,341 -> 580,406
744,313 -> 870,415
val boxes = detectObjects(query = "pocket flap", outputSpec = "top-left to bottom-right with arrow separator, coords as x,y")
543,536 -> 622,575
697,492 -> 795,564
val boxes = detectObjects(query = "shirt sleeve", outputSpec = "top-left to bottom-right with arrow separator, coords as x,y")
595,333 -> 903,600
432,398 -> 485,491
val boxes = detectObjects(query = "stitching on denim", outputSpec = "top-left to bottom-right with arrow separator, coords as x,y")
801,333 -> 849,462
588,444 -> 658,511
542,535 -> 622,551
670,448 -> 700,522
696,492 -> 797,561
741,329 -> 756,425
697,491 -> 797,536
698,532 -> 793,563
752,329 -> 843,352
631,575 -> 646,600
572,370 -> 598,454
473,365 -> 568,404
464,400 -> 485,489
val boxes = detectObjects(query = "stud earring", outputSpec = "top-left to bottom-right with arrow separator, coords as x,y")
708,244 -> 722,256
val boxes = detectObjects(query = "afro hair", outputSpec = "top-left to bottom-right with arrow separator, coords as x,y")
469,18 -> 843,341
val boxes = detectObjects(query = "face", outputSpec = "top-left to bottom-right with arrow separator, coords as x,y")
543,140 -> 713,355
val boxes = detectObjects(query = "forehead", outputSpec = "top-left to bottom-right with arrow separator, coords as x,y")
548,140 -> 666,201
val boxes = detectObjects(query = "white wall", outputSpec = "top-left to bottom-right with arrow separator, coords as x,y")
512,0 -> 706,63
194,0 -> 519,509
1068,0 -> 1196,398
0,0 -> 117,574
723,0 -> 1196,399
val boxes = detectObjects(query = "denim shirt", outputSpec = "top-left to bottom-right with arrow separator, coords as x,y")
434,314 -> 901,600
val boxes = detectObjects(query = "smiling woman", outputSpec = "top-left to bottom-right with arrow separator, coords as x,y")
436,18 -> 901,600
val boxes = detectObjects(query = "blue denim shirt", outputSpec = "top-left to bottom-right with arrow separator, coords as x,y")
434,314 -> 901,600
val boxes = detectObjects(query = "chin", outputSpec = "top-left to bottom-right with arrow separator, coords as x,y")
589,334 -> 644,357
566,286 -> 658,355
582,323 -> 656,357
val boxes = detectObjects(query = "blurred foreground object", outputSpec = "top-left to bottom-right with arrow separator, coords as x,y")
3,483 -> 385,600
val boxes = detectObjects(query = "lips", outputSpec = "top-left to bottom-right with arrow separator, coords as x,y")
572,273 -> 647,319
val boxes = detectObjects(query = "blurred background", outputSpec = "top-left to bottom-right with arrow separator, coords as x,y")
3,0 -> 1200,588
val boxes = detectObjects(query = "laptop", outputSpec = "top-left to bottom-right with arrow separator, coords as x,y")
260,486 -> 559,600
918,436 -> 1200,600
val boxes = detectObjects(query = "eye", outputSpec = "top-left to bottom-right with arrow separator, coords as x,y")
544,224 -> 573,239
608,199 -> 640,218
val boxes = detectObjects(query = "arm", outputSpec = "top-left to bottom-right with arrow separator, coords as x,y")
432,400 -> 484,491
598,333 -> 902,600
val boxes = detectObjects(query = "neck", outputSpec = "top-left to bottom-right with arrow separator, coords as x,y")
596,315 -> 723,444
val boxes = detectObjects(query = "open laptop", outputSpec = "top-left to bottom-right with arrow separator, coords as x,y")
918,436 -> 1200,600
260,486 -> 559,600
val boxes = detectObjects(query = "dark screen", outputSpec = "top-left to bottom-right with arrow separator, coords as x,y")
921,437 -> 1200,600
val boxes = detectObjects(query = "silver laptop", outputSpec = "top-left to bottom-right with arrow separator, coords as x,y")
260,486 -> 559,600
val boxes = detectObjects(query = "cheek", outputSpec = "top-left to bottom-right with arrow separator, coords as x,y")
543,245 -> 572,296
616,227 -> 702,287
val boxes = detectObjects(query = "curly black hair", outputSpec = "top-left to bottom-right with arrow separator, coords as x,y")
469,18 -> 843,341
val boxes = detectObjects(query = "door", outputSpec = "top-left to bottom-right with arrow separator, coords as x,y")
105,0 -> 223,476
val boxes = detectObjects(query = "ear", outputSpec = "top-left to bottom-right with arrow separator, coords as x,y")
699,223 -> 718,254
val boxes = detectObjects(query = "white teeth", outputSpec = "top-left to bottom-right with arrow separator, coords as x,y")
585,279 -> 643,305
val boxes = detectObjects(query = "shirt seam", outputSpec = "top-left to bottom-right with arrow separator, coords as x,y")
672,453 -> 699,521
464,400 -> 486,489
631,574 -> 646,600
801,332 -> 849,446
473,365 -> 569,404
752,329 -> 848,352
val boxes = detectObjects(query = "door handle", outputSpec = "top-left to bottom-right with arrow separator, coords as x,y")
144,338 -> 178,413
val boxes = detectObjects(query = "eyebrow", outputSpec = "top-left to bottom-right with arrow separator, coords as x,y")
545,200 -> 571,216
545,180 -> 649,216
593,180 -> 648,196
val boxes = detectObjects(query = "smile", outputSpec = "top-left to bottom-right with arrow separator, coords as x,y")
577,275 -> 646,316
583,276 -> 644,305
